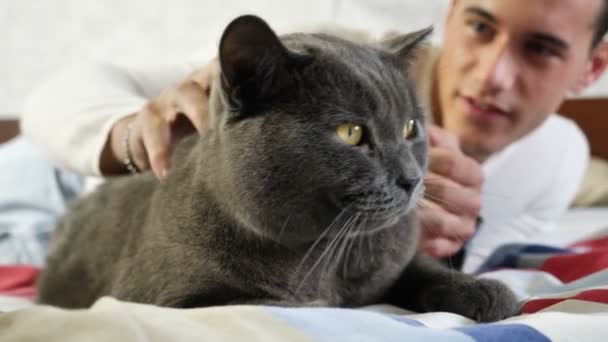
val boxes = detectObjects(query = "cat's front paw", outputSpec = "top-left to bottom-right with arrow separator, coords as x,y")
422,278 -> 520,322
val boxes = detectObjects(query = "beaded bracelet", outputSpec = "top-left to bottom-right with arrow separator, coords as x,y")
123,122 -> 140,174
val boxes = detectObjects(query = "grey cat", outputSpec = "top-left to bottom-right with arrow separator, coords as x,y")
38,15 -> 519,322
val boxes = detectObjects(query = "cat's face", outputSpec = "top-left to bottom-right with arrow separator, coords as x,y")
214,16 -> 430,246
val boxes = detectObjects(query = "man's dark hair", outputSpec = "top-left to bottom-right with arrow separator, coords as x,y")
593,0 -> 608,47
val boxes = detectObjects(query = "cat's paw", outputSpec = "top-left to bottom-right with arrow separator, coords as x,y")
422,278 -> 520,322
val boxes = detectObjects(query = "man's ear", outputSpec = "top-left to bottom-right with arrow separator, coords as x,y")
569,41 -> 608,95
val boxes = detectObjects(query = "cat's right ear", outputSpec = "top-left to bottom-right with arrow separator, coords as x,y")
380,27 -> 433,68
218,15 -> 294,112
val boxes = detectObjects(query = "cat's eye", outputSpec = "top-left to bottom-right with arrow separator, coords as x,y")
337,123 -> 363,146
403,119 -> 418,140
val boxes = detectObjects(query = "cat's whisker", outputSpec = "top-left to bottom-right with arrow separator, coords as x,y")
356,216 -> 367,270
447,259 -> 456,286
312,215 -> 357,296
320,214 -> 356,278
333,212 -> 360,279
367,206 -> 383,263
296,213 -> 355,294
296,207 -> 349,273
422,192 -> 461,212
417,196 -> 436,206
277,215 -> 291,242
342,225 -> 360,278
342,214 -> 367,278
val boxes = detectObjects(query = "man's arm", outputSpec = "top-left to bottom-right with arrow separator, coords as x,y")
20,61 -> 199,176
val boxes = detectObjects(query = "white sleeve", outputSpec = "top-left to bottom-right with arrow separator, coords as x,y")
20,60 -> 200,176
463,116 -> 590,273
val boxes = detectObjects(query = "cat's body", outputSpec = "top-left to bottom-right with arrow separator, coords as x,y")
38,15 -> 519,321
41,139 -> 417,308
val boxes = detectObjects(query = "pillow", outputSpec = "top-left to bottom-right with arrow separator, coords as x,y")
573,157 -> 608,207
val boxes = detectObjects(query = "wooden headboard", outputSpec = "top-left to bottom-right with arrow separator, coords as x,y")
558,97 -> 608,161
0,120 -> 19,144
1,98 -> 606,157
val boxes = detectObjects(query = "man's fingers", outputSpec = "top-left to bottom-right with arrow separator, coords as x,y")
128,125 -> 151,171
428,125 -> 459,150
140,105 -> 172,179
418,204 -> 476,241
428,148 -> 484,189
190,58 -> 219,90
424,173 -> 481,218
418,205 -> 468,257
117,60 -> 217,178
178,58 -> 219,134
421,238 -> 463,258
420,126 -> 483,260
175,80 -> 210,135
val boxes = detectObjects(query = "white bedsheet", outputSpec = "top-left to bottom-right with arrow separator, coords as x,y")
535,207 -> 608,246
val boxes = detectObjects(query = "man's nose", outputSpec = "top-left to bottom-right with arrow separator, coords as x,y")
473,37 -> 517,95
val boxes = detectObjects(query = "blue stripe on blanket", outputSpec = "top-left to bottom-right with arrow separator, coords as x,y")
476,244 -> 571,274
265,307 -> 474,342
456,323 -> 551,342
386,314 -> 426,327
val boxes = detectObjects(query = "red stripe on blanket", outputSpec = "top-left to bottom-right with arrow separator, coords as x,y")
540,252 -> 608,283
0,265 -> 39,300
570,237 -> 608,250
522,289 -> 608,313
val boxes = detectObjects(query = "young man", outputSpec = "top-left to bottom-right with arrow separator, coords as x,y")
17,0 -> 608,271
416,0 -> 608,270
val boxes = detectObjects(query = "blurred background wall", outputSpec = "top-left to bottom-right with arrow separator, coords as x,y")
1,0 -> 605,118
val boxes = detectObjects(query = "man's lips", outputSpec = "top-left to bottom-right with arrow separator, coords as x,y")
462,96 -> 511,119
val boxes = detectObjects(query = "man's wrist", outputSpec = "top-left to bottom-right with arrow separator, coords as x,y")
100,114 -> 136,175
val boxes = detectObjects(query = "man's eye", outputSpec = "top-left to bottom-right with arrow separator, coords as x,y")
466,19 -> 494,40
470,20 -> 488,33
527,42 -> 558,58
467,20 -> 490,33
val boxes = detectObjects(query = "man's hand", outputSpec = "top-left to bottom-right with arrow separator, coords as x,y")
102,59 -> 219,179
419,125 -> 484,258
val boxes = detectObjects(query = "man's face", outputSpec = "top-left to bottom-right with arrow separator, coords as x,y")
437,0 -> 604,160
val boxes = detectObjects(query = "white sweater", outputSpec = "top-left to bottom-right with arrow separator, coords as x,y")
20,2 -> 589,273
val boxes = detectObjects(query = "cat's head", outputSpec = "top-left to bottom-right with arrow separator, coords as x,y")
210,15 -> 431,246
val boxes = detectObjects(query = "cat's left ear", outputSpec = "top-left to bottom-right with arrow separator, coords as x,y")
379,27 -> 433,66
218,15 -> 306,112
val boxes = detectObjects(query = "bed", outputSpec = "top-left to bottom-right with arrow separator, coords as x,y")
0,98 -> 607,341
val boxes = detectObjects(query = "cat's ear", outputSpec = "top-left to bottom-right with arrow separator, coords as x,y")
380,27 -> 433,66
218,15 -> 294,111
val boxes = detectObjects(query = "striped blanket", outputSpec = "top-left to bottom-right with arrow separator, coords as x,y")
1,233 -> 607,341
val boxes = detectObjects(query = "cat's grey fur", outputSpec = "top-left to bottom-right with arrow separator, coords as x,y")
38,15 -> 519,322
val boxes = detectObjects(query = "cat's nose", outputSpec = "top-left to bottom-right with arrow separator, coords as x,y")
396,176 -> 420,198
